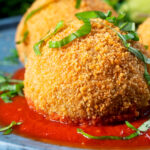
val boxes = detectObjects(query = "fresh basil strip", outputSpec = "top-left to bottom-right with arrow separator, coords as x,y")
138,119 -> 150,132
75,11 -> 135,32
123,132 -> 139,140
16,30 -> 29,44
77,128 -> 122,140
77,119 -> 150,140
17,4 -> 48,45
125,121 -> 140,134
119,22 -> 135,32
53,21 -> 65,35
25,1 -> 55,24
0,74 -> 24,103
76,0 -> 81,9
0,83 -> 23,92
128,47 -> 146,62
34,20 -> 64,55
0,121 -> 22,135
49,19 -> 91,48
3,128 -> 13,135
33,40 -> 43,56
46,10 -> 150,86
76,10 -> 150,86
117,32 -> 149,64
75,11 -> 109,20
24,7 -> 43,24
77,128 -> 138,140
123,32 -> 139,41
144,64 -> 150,85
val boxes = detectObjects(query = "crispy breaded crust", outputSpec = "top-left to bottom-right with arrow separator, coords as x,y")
24,19 -> 150,125
15,0 -> 117,63
138,18 -> 150,52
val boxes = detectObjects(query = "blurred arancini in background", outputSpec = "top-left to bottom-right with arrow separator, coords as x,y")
16,0 -> 117,63
138,18 -> 150,52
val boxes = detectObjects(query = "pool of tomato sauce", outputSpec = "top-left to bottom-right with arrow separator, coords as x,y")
0,68 -> 150,149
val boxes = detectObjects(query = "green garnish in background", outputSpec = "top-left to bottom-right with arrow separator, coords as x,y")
0,121 -> 22,135
0,49 -> 23,103
0,74 -> 24,103
119,0 -> 150,23
0,49 -> 19,66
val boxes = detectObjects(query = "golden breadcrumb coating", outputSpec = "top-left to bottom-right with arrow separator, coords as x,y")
138,18 -> 150,52
24,18 -> 150,125
15,0 -> 117,63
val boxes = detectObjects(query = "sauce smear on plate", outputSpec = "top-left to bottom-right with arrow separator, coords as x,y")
0,68 -> 149,149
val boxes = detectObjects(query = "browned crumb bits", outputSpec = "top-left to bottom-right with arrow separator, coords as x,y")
24,19 -> 150,125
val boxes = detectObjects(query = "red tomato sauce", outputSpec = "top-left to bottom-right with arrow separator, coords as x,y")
0,68 -> 150,149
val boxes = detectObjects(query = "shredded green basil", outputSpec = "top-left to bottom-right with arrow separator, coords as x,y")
144,64 -> 150,85
77,128 -> 123,140
0,121 -> 22,135
123,32 -> 139,41
48,10 -> 130,49
77,119 -> 150,140
48,11 -> 111,48
24,7 -> 43,24
17,6 -> 43,45
39,10 -> 150,85
16,30 -> 29,45
76,11 -> 134,32
125,121 -> 140,134
75,10 -> 112,20
0,74 -> 24,103
0,49 -> 19,66
18,2 -> 52,45
33,40 -> 43,56
49,18 -> 91,48
144,45 -> 149,50
138,119 -> 150,132
75,10 -> 150,84
0,83 -> 23,92
76,0 -> 81,9
34,20 -> 64,55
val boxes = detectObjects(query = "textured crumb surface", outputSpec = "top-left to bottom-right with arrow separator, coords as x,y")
24,19 -> 150,125
16,0 -> 116,63
138,18 -> 150,52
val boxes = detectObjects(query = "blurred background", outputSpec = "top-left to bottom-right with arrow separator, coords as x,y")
0,0 -> 150,23
0,0 -> 34,18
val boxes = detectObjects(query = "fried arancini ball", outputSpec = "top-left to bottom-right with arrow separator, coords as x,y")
24,18 -> 150,125
138,18 -> 150,51
16,0 -> 117,63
